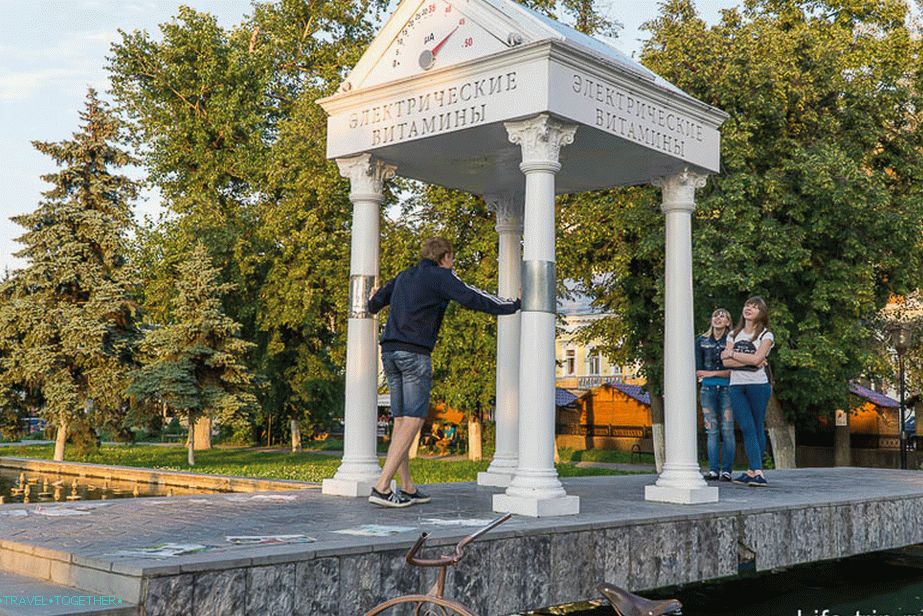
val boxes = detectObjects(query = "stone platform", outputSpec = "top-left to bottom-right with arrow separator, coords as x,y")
1,468 -> 922,615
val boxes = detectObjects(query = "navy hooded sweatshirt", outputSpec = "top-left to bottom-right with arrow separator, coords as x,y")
368,259 -> 521,355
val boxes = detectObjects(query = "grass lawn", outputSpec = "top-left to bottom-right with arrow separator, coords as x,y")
556,447 -> 637,465
0,444 -> 631,483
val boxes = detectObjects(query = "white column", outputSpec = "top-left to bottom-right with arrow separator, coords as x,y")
645,169 -> 719,505
323,153 -> 396,497
493,114 -> 580,517
478,192 -> 523,488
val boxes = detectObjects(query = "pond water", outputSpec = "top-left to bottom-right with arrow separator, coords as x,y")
0,467 -> 224,503
523,549 -> 923,616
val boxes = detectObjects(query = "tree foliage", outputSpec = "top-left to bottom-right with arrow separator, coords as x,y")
129,242 -> 257,456
564,0 -> 923,424
0,90 -> 139,458
108,1 -> 389,439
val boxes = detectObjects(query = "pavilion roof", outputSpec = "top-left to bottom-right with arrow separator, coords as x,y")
481,0 -> 690,100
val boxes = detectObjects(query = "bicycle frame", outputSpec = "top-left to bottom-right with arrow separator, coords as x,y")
364,513 -> 512,616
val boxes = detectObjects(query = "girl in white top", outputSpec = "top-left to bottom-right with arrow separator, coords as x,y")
721,296 -> 774,487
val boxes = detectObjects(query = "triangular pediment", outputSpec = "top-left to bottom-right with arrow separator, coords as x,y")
341,0 -> 684,96
343,0 -> 534,91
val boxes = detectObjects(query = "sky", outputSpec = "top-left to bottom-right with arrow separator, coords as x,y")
0,0 -> 741,272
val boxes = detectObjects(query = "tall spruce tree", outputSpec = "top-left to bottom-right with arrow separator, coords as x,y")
129,242 -> 257,466
0,89 -> 139,461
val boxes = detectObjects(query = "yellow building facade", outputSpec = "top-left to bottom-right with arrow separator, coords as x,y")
554,311 -> 643,390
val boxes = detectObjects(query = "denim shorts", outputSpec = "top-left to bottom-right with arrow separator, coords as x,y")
381,350 -> 432,419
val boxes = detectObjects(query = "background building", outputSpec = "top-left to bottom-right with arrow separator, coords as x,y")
555,289 -> 642,390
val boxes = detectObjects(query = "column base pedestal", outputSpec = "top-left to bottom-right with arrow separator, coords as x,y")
322,477 -> 376,497
477,471 -> 515,488
493,493 -> 579,517
644,484 -> 719,504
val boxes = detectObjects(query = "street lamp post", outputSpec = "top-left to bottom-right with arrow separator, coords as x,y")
888,323 -> 913,470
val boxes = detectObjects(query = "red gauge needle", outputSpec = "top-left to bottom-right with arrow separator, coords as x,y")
431,24 -> 459,56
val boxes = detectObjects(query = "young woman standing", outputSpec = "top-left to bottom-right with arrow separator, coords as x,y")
721,297 -> 774,487
695,309 -> 734,481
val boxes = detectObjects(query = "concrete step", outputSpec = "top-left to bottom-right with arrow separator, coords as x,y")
0,537 -> 145,609
0,571 -> 137,616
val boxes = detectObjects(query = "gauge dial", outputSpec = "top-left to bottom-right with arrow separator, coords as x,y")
369,0 -> 508,86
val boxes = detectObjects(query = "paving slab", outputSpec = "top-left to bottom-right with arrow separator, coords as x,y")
0,467 -> 922,615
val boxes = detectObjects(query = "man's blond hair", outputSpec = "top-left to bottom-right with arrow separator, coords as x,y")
421,237 -> 453,263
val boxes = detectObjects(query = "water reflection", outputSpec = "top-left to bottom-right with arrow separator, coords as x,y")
524,549 -> 923,616
0,468 -> 222,503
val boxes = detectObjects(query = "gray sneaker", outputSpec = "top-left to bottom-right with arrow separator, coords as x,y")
369,488 -> 412,508
400,488 -> 431,505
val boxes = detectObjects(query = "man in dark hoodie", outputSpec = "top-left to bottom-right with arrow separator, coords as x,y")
367,237 -> 521,508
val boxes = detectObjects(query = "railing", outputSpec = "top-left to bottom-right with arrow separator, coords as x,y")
557,424 -> 652,439
798,432 -> 919,450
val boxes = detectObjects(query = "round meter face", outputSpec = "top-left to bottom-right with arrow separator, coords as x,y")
384,1 -> 492,80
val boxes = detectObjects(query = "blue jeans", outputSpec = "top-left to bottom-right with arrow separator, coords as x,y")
700,385 -> 735,473
381,350 -> 432,419
730,383 -> 772,471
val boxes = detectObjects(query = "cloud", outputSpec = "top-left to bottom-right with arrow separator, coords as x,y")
0,27 -> 115,102
0,68 -> 87,101
0,29 -> 115,63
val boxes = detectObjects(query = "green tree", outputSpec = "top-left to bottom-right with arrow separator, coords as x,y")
519,0 -> 620,36
0,90 -> 139,461
564,0 -> 923,467
130,243 -> 257,465
109,1 -> 389,448
558,187 -> 670,468
0,380 -> 34,442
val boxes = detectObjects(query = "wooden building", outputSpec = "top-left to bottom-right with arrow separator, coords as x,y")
842,383 -> 904,448
556,382 -> 652,451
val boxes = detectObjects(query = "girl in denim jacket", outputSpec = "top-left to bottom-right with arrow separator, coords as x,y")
695,309 -> 734,481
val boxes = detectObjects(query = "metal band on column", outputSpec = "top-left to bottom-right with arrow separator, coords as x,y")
521,260 -> 556,313
493,113 -> 579,516
348,274 -> 377,319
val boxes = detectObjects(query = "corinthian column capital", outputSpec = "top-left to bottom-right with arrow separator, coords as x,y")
336,153 -> 397,201
652,168 -> 708,214
505,114 -> 577,174
485,192 -> 524,234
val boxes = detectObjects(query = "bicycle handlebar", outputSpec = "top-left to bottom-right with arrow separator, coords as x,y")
405,513 -> 512,567
456,513 -> 511,550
